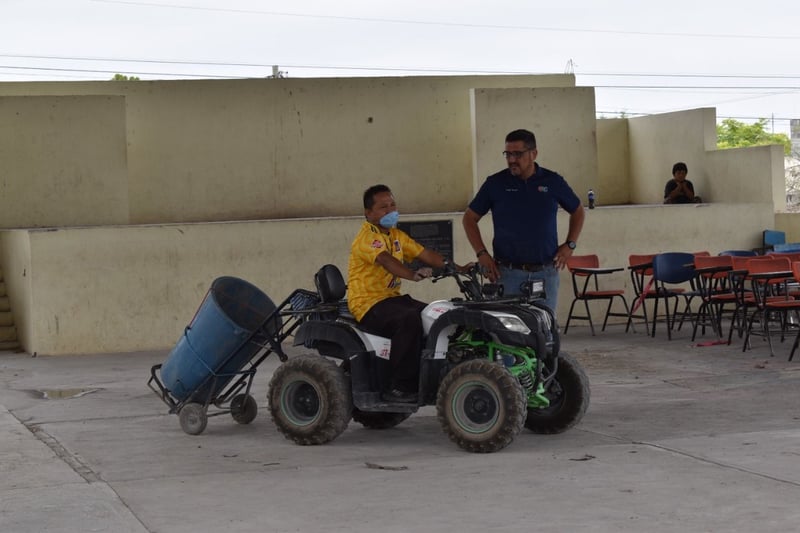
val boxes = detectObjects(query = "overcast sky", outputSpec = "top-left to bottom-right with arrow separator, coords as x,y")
2,0 -> 799,136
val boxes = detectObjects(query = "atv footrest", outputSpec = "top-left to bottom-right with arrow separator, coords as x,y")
353,391 -> 418,413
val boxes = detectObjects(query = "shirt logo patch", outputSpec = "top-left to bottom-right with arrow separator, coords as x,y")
394,240 -> 401,252
505,188 -> 519,192
538,186 -> 549,192
371,240 -> 384,249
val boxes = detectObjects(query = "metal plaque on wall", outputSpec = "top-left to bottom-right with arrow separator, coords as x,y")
397,220 -> 454,269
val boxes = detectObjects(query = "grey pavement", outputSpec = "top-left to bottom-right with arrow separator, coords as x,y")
1,323 -> 800,533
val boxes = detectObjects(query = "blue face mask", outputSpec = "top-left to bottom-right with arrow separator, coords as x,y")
379,210 -> 399,228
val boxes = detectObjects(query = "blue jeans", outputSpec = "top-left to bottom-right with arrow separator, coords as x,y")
498,264 -> 559,313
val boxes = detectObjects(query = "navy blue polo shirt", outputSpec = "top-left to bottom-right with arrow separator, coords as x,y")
468,164 -> 581,264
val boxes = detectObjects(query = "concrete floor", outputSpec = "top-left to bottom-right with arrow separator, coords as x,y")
1,323 -> 799,532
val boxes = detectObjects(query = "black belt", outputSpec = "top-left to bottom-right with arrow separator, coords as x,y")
495,259 -> 546,272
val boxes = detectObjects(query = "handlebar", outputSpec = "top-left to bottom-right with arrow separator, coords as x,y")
431,261 -> 547,304
431,262 -> 485,301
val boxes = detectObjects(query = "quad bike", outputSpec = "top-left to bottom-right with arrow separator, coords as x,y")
268,262 -> 590,453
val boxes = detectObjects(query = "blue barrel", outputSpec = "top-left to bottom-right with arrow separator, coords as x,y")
160,276 -> 277,402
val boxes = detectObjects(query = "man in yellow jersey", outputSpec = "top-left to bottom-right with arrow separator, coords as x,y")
348,184 -> 462,403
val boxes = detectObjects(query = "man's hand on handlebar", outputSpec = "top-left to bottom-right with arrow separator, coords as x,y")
456,262 -> 476,274
412,267 -> 433,281
477,253 -> 499,282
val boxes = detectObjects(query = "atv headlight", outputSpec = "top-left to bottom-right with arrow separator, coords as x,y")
493,314 -> 531,334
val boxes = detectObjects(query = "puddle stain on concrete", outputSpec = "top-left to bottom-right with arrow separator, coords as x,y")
25,388 -> 102,400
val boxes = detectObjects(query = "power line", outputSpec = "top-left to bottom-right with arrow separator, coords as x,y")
1,56 -> 796,123
0,55 -> 539,75
0,64 -> 249,79
580,72 -> 800,80
3,55 -> 800,88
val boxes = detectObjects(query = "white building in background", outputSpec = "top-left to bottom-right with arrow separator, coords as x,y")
792,119 -> 800,154
787,120 -> 800,208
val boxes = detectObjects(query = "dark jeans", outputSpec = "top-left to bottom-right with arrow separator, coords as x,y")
359,295 -> 427,392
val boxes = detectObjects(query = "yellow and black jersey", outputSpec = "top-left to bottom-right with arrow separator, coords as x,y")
347,221 -> 424,320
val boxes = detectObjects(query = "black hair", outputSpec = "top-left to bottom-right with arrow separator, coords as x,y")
363,184 -> 391,209
672,162 -> 688,174
505,129 -> 537,150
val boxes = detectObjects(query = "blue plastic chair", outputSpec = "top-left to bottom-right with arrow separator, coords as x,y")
719,250 -> 757,257
762,230 -> 786,253
651,252 -> 697,339
772,242 -> 800,253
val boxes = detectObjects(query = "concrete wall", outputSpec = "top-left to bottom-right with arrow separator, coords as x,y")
0,75 -> 575,225
628,108 -> 717,204
0,96 -> 129,228
775,213 -> 800,242
471,87 -> 597,198
596,118 -> 631,205
1,216 -> 469,355
706,144 -> 786,208
0,201 -> 772,355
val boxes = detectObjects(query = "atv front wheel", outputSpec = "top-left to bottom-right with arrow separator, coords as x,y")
352,409 -> 412,429
436,359 -> 526,453
268,354 -> 352,445
525,351 -> 590,434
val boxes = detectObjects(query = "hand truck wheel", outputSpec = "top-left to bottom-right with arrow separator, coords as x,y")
230,393 -> 258,424
179,402 -> 208,435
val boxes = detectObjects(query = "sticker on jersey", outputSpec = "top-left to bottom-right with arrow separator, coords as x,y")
394,240 -> 400,252
538,186 -> 549,192
370,239 -> 384,249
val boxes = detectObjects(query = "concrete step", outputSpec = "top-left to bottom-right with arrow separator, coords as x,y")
0,271 -> 19,351
0,340 -> 21,352
0,325 -> 18,342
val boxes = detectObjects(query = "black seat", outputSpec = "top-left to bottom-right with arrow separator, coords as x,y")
315,264 -> 347,303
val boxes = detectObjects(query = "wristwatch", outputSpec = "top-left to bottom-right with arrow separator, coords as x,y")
566,240 -> 577,250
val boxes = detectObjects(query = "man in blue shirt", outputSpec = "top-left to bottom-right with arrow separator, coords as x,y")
462,129 -> 585,313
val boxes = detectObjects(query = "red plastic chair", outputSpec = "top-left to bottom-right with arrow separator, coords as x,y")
742,256 -> 794,355
564,255 -> 630,336
626,254 -> 657,333
786,262 -> 800,361
692,254 -> 734,341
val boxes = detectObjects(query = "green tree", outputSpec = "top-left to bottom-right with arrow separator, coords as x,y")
111,73 -> 140,81
716,118 -> 791,155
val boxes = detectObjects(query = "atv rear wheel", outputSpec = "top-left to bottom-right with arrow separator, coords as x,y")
352,409 -> 412,429
268,354 -> 352,445
524,351 -> 590,434
436,359 -> 526,453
